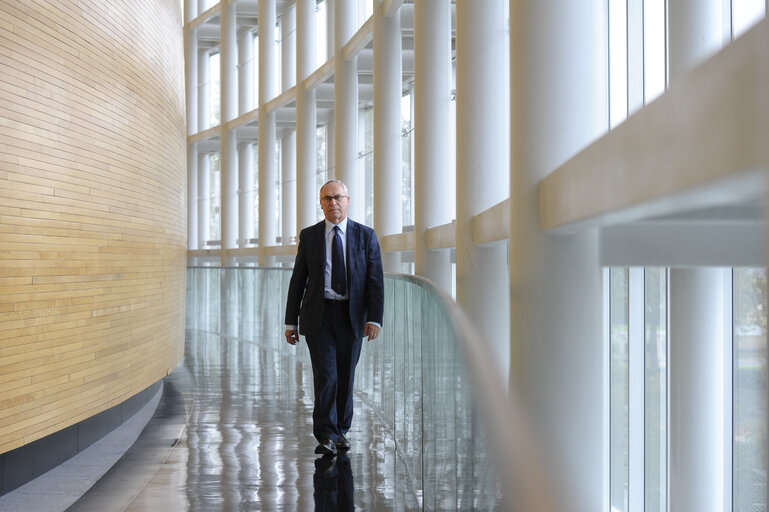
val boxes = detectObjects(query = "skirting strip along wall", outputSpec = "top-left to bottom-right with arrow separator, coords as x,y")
0,1 -> 186,455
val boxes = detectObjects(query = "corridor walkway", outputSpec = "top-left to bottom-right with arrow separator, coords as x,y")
66,303 -> 416,511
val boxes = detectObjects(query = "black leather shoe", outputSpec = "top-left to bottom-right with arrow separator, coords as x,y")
336,435 -> 351,450
315,438 -> 337,455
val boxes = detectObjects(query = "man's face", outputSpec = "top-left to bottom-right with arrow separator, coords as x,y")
319,182 -> 350,224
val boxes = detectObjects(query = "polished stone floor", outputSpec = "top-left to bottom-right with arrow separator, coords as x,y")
64,325 -> 415,511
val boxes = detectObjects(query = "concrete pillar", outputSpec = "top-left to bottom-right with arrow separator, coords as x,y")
296,0 -> 317,231
184,0 -> 197,23
327,0 -> 335,60
198,153 -> 211,248
456,0 -> 509,379
282,4 -> 297,91
238,28 -> 254,115
413,0 -> 451,291
238,142 -> 255,247
509,1 -> 608,510
334,0 -> 360,221
280,5 -> 297,246
667,4 -> 727,511
188,143 -> 199,251
669,269 -> 726,512
668,1 -> 725,82
220,2 -> 238,122
258,0 -> 277,266
373,0 -> 402,272
282,130 -> 297,245
220,1 -> 238,265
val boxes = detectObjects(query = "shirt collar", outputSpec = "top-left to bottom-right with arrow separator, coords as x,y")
325,217 -> 348,235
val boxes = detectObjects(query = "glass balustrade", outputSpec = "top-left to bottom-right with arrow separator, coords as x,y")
186,267 -> 501,509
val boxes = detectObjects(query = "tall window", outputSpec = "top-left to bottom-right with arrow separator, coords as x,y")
274,139 -> 282,242
316,124 -> 328,221
608,1 -> 666,126
359,0 -> 374,26
274,22 -> 282,96
643,0 -> 666,103
315,1 -> 328,68
401,89 -> 413,227
611,267 -> 769,511
362,107 -> 374,227
209,152 -> 221,242
610,268 -> 630,512
252,144 -> 259,243
733,268 -> 767,511
208,51 -> 221,127
732,0 -> 766,38
644,268 -> 667,512
609,0 -> 628,128
609,267 -> 668,512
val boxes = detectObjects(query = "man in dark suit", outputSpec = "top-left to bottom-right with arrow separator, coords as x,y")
285,179 -> 384,456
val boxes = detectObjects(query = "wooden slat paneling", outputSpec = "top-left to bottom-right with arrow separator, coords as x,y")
0,0 -> 186,455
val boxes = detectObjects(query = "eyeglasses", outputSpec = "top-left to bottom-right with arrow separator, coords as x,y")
321,194 -> 348,203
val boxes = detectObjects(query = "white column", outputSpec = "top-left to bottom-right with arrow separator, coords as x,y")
238,142 -> 255,247
668,0 -> 725,82
281,5 -> 297,246
198,153 -> 211,249
258,0 -> 277,266
198,48 -> 209,131
373,0 -> 402,272
413,0 -> 451,291
456,0 -> 509,380
282,4 -> 297,90
296,0 -> 317,232
184,0 -> 197,23
509,1 -> 608,510
327,0 -> 336,59
188,143 -> 199,252
238,28 -> 254,115
669,269 -> 726,512
282,130 -> 297,245
334,0 -> 360,221
667,4 -> 727,511
220,0 -> 238,265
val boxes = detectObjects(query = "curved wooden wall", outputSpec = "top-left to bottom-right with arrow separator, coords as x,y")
0,0 -> 186,454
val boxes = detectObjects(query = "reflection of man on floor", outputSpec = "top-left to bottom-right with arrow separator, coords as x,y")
285,179 -> 385,456
313,452 -> 354,511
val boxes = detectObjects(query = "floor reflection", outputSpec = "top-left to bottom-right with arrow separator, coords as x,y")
313,454 -> 354,511
173,326 -> 412,511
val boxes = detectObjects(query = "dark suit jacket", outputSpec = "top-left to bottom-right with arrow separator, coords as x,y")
285,219 -> 384,340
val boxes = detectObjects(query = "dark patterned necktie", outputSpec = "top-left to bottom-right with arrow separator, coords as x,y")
331,226 -> 347,295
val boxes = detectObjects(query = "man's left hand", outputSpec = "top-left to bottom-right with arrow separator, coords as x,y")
364,323 -> 380,341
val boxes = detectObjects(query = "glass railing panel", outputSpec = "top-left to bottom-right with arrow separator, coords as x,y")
186,268 -> 503,509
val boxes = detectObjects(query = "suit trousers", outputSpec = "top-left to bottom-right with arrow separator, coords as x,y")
306,299 -> 363,443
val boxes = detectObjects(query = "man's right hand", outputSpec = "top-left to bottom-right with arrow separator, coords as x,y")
285,329 -> 299,345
